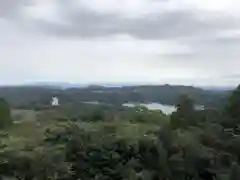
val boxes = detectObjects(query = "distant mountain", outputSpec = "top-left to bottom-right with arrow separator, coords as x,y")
27,82 -> 131,89
199,86 -> 235,92
0,84 -> 230,108
28,82 -> 87,89
6,81 -> 237,92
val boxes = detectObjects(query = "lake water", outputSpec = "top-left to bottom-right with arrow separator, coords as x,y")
123,103 -> 177,115
84,101 -> 203,115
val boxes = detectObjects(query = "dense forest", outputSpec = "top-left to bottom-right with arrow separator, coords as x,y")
0,85 -> 239,180
0,85 -> 229,109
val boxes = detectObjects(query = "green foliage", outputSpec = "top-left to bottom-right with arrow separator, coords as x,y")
170,95 -> 197,129
0,85 -> 240,180
0,98 -> 12,128
225,85 -> 240,124
0,85 -> 228,109
230,162 -> 240,180
125,106 -> 168,125
176,95 -> 195,112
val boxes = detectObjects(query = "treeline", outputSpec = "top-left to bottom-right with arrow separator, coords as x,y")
0,85 -> 239,179
0,85 -> 229,109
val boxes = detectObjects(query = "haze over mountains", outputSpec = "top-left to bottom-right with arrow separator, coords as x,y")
24,82 -> 236,91
0,83 -> 229,111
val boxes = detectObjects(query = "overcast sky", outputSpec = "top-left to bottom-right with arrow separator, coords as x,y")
0,0 -> 240,86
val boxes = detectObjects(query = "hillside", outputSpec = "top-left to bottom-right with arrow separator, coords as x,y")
0,85 -> 229,109
0,85 -> 240,180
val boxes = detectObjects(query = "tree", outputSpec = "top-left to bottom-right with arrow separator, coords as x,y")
0,98 -> 12,128
230,162 -> 240,180
225,85 -> 240,124
176,94 -> 195,113
170,95 -> 196,129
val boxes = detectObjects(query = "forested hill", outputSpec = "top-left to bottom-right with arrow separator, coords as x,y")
0,85 -> 229,108
0,85 -> 240,180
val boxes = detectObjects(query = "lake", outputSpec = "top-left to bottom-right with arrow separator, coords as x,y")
123,103 -> 177,115
84,101 -> 204,115
83,101 -> 177,114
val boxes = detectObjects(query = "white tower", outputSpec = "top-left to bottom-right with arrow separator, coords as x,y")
51,97 -> 59,106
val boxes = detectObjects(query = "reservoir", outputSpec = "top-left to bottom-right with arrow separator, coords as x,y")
123,103 -> 177,115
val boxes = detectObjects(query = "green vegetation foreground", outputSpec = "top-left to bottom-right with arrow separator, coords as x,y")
0,86 -> 240,180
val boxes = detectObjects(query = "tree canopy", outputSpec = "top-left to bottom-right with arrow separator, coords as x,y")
0,98 -> 12,128
0,85 -> 239,180
225,85 -> 240,121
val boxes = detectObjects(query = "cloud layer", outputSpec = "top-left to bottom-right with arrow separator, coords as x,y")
0,0 -> 239,86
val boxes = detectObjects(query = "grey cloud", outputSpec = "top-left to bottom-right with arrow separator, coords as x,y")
35,9 -> 126,38
11,1 -> 240,80
35,9 -> 240,40
207,36 -> 240,46
5,0 -> 238,40
155,42 -> 240,63
223,74 -> 240,79
1,0 -> 240,86
0,0 -> 23,17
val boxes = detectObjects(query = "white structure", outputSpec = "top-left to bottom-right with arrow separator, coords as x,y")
51,97 -> 59,106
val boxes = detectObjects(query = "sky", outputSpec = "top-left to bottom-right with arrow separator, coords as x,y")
0,0 -> 240,87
